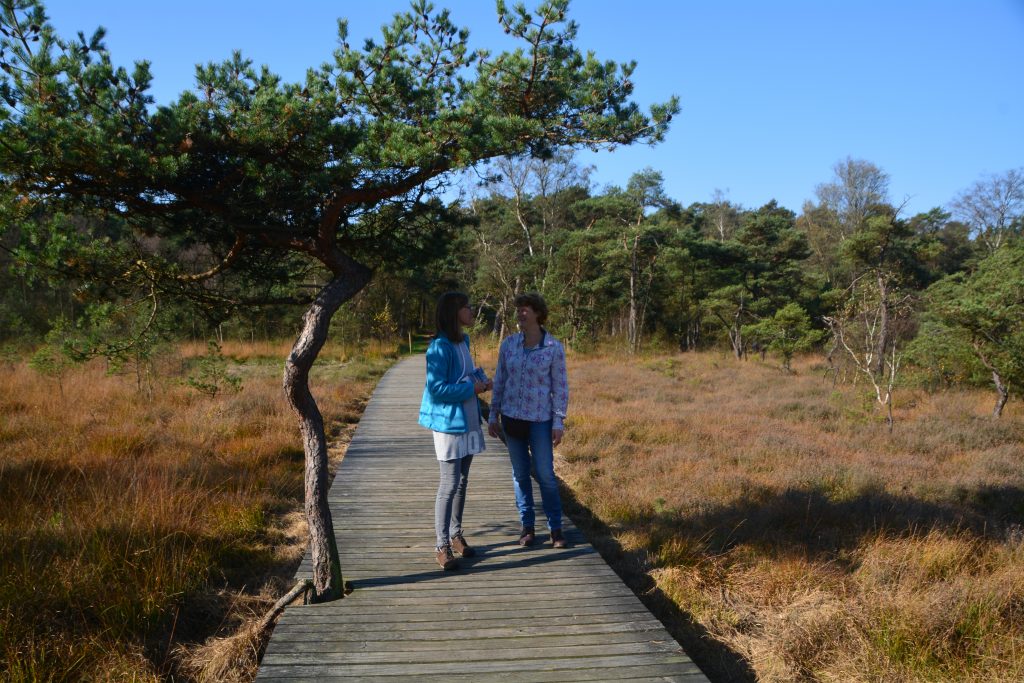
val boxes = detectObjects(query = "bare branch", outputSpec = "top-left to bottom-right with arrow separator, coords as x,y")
175,233 -> 247,282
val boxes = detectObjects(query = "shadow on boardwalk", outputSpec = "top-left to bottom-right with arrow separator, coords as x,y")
352,541 -> 597,589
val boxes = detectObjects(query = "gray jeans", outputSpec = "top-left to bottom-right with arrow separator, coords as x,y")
435,455 -> 473,549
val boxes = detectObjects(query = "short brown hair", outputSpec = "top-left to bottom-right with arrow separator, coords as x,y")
514,292 -> 548,326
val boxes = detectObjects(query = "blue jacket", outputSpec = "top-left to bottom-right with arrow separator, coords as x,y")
418,334 -> 480,433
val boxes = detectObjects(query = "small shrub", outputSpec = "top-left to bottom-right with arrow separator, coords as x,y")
185,341 -> 242,398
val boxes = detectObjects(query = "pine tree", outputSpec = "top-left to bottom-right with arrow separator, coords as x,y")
0,0 -> 677,600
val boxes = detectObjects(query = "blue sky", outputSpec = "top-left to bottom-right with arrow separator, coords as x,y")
42,0 -> 1024,217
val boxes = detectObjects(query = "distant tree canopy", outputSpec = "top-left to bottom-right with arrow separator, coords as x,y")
456,159 -> 1022,427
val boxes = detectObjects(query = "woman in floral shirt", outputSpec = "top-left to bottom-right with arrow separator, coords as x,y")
488,292 -> 570,549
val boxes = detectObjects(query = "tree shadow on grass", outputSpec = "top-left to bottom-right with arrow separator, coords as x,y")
0,455 -> 314,679
559,479 -> 1024,683
671,482 -> 1024,562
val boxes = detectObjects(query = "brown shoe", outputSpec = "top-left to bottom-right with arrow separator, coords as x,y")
550,528 -> 568,549
436,545 -> 459,570
518,526 -> 536,546
451,534 -> 476,558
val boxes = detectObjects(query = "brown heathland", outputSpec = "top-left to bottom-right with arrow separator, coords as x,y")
0,343 -> 393,681
3,342 -> 1022,681
540,349 -> 1024,683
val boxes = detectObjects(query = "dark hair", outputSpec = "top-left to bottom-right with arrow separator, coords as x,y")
436,291 -> 469,342
514,292 -> 548,326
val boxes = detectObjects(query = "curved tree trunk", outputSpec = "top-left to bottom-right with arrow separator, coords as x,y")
283,263 -> 371,602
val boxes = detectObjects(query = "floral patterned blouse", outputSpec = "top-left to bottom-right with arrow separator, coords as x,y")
489,330 -> 569,431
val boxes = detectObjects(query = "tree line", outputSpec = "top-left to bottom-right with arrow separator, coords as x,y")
3,155 -> 1022,419
382,156 -> 1022,423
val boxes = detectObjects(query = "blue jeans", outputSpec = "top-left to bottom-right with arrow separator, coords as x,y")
505,420 -> 562,530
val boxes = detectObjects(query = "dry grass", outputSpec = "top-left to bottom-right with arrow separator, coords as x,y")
9,336 -> 1020,681
172,585 -> 278,683
180,337 -> 402,364
0,342 -> 394,681
481,348 -> 1024,682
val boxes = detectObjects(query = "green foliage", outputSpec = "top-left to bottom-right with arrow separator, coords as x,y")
736,201 -> 812,310
468,173 -> 827,355
0,305 -> 31,341
742,303 -> 824,371
0,0 -> 677,311
467,152 -> 594,340
922,241 -> 1024,406
839,209 -> 927,288
905,320 -> 987,389
27,342 -> 70,380
907,208 -> 976,280
700,201 -> 818,357
371,301 -> 399,340
185,340 -> 242,397
0,342 -> 21,369
27,317 -> 80,393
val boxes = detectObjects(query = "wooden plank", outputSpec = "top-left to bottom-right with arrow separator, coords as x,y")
262,634 -> 684,657
259,665 -> 706,683
256,355 -> 708,682
263,639 -> 686,663
275,603 -> 653,626
257,666 -> 707,683
267,615 -> 666,638
267,621 -> 670,644
258,652 -> 701,676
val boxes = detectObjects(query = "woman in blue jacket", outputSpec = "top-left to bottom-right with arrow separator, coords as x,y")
418,291 -> 491,570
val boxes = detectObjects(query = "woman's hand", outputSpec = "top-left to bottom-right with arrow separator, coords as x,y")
488,421 -> 502,439
552,428 -> 563,447
473,379 -> 491,395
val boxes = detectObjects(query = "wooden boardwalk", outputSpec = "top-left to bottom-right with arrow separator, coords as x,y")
257,355 -> 708,682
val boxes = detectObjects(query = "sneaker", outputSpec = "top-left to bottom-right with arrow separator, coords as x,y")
436,545 -> 459,570
451,534 -> 476,558
518,526 -> 536,546
550,528 -> 568,549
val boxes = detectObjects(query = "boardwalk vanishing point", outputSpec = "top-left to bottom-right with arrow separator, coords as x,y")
257,355 -> 709,682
